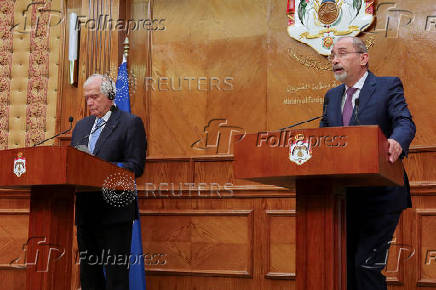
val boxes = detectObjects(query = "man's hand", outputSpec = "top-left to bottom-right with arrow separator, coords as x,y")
387,138 -> 402,163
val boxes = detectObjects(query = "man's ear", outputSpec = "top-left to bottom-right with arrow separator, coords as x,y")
360,53 -> 369,67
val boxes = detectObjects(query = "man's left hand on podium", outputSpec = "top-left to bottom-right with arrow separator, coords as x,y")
387,138 -> 403,163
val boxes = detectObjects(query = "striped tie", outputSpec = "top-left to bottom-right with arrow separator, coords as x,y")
88,118 -> 104,153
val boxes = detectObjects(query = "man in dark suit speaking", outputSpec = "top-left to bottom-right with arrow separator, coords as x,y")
320,36 -> 416,290
71,74 -> 147,290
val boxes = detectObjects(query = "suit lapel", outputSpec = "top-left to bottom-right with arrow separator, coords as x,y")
333,84 -> 345,126
355,71 -> 376,116
93,108 -> 121,156
81,116 -> 95,145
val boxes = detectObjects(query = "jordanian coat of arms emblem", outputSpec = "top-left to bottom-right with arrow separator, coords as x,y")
287,0 -> 375,55
289,134 -> 312,165
13,152 -> 26,177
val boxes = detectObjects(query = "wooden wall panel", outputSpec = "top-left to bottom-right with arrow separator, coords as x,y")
137,153 -> 436,290
57,0 -> 85,133
1,154 -> 435,289
266,210 -> 296,280
118,0 -> 436,159
144,0 -> 270,157
0,269 -> 26,290
0,213 -> 29,267
142,210 -> 253,277
404,151 -> 436,183
25,0 -> 436,289
416,210 -> 436,286
139,188 -> 296,290
266,0 -> 436,145
0,192 -> 29,289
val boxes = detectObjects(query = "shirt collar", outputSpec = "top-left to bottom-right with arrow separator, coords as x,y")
98,107 -> 112,123
345,71 -> 368,91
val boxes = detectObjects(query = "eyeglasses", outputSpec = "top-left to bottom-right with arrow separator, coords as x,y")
328,51 -> 363,62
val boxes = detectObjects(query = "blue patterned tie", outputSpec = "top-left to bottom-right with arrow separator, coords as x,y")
88,118 -> 104,153
342,87 -> 358,126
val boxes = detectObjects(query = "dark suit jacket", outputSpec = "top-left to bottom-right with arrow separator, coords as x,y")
71,107 -> 147,225
320,71 -> 416,213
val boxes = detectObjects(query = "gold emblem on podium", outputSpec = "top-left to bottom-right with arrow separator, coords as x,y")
289,134 -> 312,165
13,152 -> 26,177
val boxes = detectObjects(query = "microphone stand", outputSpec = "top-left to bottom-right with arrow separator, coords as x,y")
279,116 -> 321,131
33,117 -> 74,147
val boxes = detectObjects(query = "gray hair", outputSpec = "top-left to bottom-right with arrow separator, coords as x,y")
335,36 -> 368,52
83,74 -> 116,98
335,36 -> 369,67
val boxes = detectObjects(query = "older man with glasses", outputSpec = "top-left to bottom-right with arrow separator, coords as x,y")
320,36 -> 416,290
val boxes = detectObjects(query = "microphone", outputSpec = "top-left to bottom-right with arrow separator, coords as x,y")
353,98 -> 360,125
279,98 -> 329,130
279,116 -> 322,130
34,116 -> 74,146
320,98 -> 329,126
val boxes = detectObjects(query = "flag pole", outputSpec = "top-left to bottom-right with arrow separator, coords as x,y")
123,36 -> 129,63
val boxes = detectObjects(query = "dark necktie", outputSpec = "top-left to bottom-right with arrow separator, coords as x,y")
342,87 -> 358,126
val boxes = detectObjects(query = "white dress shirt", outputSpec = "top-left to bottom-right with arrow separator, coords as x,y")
341,71 -> 369,112
87,109 -> 112,152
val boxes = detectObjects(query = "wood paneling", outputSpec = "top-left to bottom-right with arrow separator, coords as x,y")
416,209 -> 436,286
265,210 -> 296,280
0,211 -> 29,267
15,0 -> 436,288
142,210 -> 253,277
0,269 -> 26,290
0,194 -> 29,290
1,152 -> 435,289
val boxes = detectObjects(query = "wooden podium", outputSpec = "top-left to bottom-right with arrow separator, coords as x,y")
0,146 -> 134,290
233,125 -> 404,290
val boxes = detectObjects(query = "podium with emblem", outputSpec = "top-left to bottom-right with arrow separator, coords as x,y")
0,146 -> 134,290
233,125 -> 404,290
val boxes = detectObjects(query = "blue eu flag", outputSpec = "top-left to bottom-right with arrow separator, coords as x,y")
115,60 -> 147,290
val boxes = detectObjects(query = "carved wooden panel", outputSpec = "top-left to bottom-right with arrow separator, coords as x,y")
416,209 -> 436,286
0,192 -> 29,290
140,210 -> 253,277
265,210 -> 296,280
138,159 -> 193,188
0,212 -> 29,267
